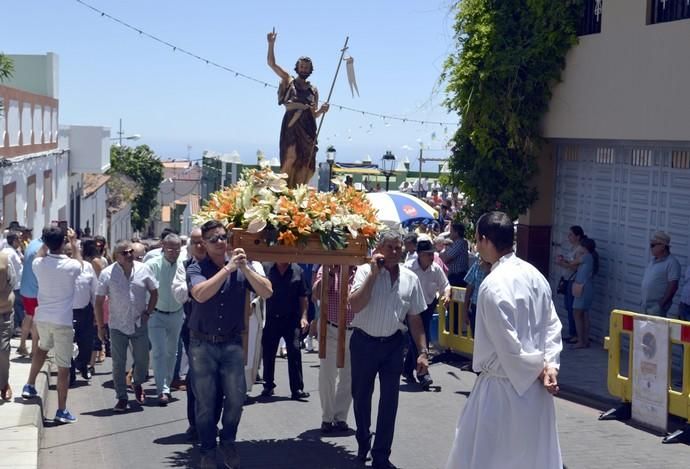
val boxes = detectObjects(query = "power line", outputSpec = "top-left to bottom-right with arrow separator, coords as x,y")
74,0 -> 459,127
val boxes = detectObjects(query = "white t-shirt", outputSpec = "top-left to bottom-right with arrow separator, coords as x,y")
32,254 -> 82,326
73,261 -> 98,309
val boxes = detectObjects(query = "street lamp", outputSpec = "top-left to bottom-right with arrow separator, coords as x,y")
111,118 -> 141,147
380,150 -> 396,191
326,146 -> 336,191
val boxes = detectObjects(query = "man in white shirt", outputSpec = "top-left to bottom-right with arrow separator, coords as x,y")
21,227 -> 82,424
0,231 -> 23,334
404,235 -> 450,389
63,241 -> 98,383
95,240 -> 159,412
348,231 -> 429,469
445,212 -> 562,469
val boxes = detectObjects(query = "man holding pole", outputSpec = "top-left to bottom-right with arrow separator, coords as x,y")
267,29 -> 330,187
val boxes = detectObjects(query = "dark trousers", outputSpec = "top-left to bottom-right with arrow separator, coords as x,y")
448,272 -> 467,288
261,316 -> 304,394
350,329 -> 405,465
72,304 -> 95,371
181,318 -> 222,429
403,300 -> 436,377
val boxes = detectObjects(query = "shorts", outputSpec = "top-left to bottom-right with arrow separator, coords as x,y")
22,297 -> 38,317
35,321 -> 74,368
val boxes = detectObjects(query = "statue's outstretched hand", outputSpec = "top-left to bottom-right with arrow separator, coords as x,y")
267,30 -> 277,43
319,103 -> 330,114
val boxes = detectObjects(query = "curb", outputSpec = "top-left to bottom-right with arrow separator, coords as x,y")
557,384 -> 619,413
0,340 -> 51,469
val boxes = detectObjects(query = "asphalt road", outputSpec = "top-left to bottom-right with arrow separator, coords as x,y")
38,351 -> 690,469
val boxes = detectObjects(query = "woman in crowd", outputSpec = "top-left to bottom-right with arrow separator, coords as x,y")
556,225 -> 586,344
571,237 -> 599,349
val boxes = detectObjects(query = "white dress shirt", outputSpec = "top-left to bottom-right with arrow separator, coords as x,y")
404,258 -> 450,305
73,261 -> 98,309
350,263 -> 427,337
96,261 -> 158,334
32,254 -> 82,326
1,246 -> 22,290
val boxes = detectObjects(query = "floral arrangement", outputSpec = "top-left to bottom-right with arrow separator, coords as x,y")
194,166 -> 382,250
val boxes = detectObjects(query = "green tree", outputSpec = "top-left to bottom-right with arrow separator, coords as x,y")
109,144 -> 164,231
442,0 -> 582,220
0,53 -> 14,113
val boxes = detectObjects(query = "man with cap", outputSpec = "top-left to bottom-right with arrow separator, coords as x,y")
641,231 -> 681,317
404,235 -> 450,389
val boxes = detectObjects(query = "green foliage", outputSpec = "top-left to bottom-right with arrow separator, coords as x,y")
109,145 -> 164,231
0,53 -> 13,82
442,0 -> 582,221
0,53 -> 14,114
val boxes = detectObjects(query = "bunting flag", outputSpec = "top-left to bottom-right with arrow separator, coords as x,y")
344,56 -> 360,98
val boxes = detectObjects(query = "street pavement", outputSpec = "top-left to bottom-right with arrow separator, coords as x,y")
34,347 -> 690,469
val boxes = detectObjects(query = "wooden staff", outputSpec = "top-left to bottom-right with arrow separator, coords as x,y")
337,263 -> 348,368
318,264 -> 331,359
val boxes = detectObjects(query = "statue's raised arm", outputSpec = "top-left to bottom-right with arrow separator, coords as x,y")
267,29 -> 290,85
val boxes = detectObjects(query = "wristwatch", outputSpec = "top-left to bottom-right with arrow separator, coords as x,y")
419,348 -> 429,356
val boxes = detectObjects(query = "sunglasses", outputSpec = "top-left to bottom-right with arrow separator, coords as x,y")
205,234 -> 228,244
650,243 -> 663,248
119,249 -> 134,256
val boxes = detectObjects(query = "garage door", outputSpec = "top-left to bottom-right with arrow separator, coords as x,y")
550,141 -> 690,341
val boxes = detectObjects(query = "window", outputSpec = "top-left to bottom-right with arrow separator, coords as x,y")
578,0 -> 603,36
631,149 -> 653,167
649,0 -> 690,25
596,147 -> 615,165
563,146 -> 579,161
3,183 -> 16,227
27,175 -> 36,229
672,150 -> 690,169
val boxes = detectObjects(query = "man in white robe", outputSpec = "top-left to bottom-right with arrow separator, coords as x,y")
445,211 -> 563,469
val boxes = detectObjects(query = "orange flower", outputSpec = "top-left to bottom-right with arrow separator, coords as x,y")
277,230 -> 298,246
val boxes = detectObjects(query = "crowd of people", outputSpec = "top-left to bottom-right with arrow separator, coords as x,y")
0,206 -> 572,469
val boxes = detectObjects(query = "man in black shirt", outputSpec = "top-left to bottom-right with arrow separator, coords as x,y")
187,221 -> 272,469
260,262 -> 310,400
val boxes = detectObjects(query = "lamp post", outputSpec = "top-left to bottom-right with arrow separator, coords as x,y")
380,150 -> 396,192
326,146 -> 336,191
112,118 -> 141,147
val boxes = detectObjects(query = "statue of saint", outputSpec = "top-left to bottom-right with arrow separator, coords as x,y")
267,30 -> 330,187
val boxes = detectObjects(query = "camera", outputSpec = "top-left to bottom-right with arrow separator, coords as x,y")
376,258 -> 385,268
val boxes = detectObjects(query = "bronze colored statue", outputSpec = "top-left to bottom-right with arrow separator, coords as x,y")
267,30 -> 330,187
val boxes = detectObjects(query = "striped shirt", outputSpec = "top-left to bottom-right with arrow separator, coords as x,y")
443,238 -> 469,274
315,265 -> 356,325
350,263 -> 426,337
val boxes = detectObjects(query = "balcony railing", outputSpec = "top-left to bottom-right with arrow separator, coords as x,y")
0,84 -> 59,158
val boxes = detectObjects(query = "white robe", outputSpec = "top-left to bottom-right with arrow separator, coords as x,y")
445,253 -> 563,469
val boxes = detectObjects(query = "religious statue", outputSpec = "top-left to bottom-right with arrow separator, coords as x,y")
267,30 -> 330,187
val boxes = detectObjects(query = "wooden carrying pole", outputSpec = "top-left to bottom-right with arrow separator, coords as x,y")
319,265 -> 331,361
337,264 -> 348,368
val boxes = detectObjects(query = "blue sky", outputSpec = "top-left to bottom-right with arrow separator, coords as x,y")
4,0 -> 458,169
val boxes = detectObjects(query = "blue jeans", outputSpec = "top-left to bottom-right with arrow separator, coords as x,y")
189,335 -> 246,453
148,309 -> 184,395
110,324 -> 149,401
13,290 -> 24,330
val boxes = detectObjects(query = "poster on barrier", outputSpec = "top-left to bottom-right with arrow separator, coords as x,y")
631,318 -> 669,433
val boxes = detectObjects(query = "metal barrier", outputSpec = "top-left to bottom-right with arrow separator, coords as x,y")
599,309 -> 690,443
437,287 -> 474,357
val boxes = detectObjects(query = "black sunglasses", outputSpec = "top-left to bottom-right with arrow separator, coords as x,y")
119,249 -> 134,256
650,243 -> 663,248
205,234 -> 228,244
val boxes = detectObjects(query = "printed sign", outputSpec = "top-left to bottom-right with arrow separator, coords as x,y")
631,318 -> 669,433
